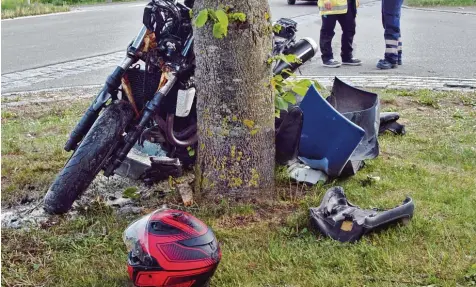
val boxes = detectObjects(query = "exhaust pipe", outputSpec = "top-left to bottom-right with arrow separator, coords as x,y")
273,37 -> 318,78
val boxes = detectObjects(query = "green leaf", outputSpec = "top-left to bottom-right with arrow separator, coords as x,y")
195,9 -> 208,28
283,92 -> 297,104
273,74 -> 284,83
292,84 -> 309,96
215,9 -> 229,27
312,80 -> 325,91
213,22 -> 227,38
275,96 -> 288,110
123,187 -> 139,199
250,129 -> 259,136
297,79 -> 312,87
273,24 -> 282,33
284,54 -> 301,64
208,9 -> 217,21
277,54 -> 288,63
187,146 -> 195,157
189,9 -> 193,19
275,109 -> 281,118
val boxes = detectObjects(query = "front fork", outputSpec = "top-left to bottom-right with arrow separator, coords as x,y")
104,74 -> 177,176
64,26 -> 148,152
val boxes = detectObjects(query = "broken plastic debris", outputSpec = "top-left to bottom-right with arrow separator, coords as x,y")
287,161 -> 328,184
310,186 -> 414,243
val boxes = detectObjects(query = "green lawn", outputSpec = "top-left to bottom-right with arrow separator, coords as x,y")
405,0 -> 476,7
1,0 -> 140,19
1,0 -> 69,19
1,89 -> 476,286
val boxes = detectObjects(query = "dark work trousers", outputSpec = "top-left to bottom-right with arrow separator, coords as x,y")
382,0 -> 404,63
319,0 -> 357,62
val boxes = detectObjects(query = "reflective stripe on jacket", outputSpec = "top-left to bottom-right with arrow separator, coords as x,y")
318,0 -> 359,15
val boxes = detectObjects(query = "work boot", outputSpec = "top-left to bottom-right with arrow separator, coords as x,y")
322,59 -> 341,68
342,58 -> 362,66
376,59 -> 397,70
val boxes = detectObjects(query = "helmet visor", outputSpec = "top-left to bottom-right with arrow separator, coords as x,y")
123,207 -> 168,265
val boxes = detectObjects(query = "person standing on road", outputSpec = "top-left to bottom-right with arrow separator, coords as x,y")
377,0 -> 404,69
318,0 -> 362,68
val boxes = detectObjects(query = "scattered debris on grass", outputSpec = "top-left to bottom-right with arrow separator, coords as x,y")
0,173 -> 184,229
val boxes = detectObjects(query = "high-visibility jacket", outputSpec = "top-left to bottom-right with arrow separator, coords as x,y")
318,0 -> 359,15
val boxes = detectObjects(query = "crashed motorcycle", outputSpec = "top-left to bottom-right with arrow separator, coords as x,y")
43,0 -> 318,214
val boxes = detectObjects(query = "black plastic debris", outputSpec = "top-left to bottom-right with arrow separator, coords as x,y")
379,112 -> 406,135
142,157 -> 183,185
310,186 -> 414,243
326,77 -> 380,177
275,106 -> 304,165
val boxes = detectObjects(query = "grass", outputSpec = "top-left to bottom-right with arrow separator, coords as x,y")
1,0 -> 140,19
405,0 -> 476,7
2,89 -> 476,286
1,0 -> 69,19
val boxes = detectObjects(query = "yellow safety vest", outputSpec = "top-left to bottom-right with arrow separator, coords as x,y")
318,0 -> 359,15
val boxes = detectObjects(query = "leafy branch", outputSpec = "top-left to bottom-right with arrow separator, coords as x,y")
194,8 -> 246,39
272,23 -> 282,34
271,62 -> 324,117
267,53 -> 302,65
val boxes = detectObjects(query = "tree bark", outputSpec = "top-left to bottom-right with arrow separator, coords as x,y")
193,0 -> 275,199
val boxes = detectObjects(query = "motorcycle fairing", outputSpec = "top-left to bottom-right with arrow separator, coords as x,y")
326,77 -> 380,177
298,85 -> 365,177
310,186 -> 415,243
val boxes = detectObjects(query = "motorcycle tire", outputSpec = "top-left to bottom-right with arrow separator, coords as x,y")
43,101 -> 134,214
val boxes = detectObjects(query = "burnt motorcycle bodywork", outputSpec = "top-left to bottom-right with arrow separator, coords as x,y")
310,186 -> 415,243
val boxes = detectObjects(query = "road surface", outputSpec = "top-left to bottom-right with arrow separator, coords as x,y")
1,0 -> 476,93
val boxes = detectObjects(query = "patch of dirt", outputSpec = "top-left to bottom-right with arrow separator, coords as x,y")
1,86 -> 99,108
1,173 -> 183,230
215,201 -> 299,229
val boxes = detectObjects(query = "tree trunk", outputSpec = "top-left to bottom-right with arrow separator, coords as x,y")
193,0 -> 275,199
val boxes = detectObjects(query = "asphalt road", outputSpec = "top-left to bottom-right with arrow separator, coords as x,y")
1,0 -> 476,93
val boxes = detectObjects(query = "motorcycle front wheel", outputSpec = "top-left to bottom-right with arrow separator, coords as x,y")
43,101 -> 134,214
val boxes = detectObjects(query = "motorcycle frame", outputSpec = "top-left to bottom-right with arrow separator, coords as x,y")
63,0 -> 308,178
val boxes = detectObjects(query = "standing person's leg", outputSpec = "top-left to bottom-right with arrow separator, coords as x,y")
320,15 -> 341,67
396,0 -> 403,65
338,3 -> 361,65
377,0 -> 403,69
398,36 -> 402,65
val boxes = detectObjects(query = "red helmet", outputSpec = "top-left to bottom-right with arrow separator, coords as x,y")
123,207 -> 221,287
